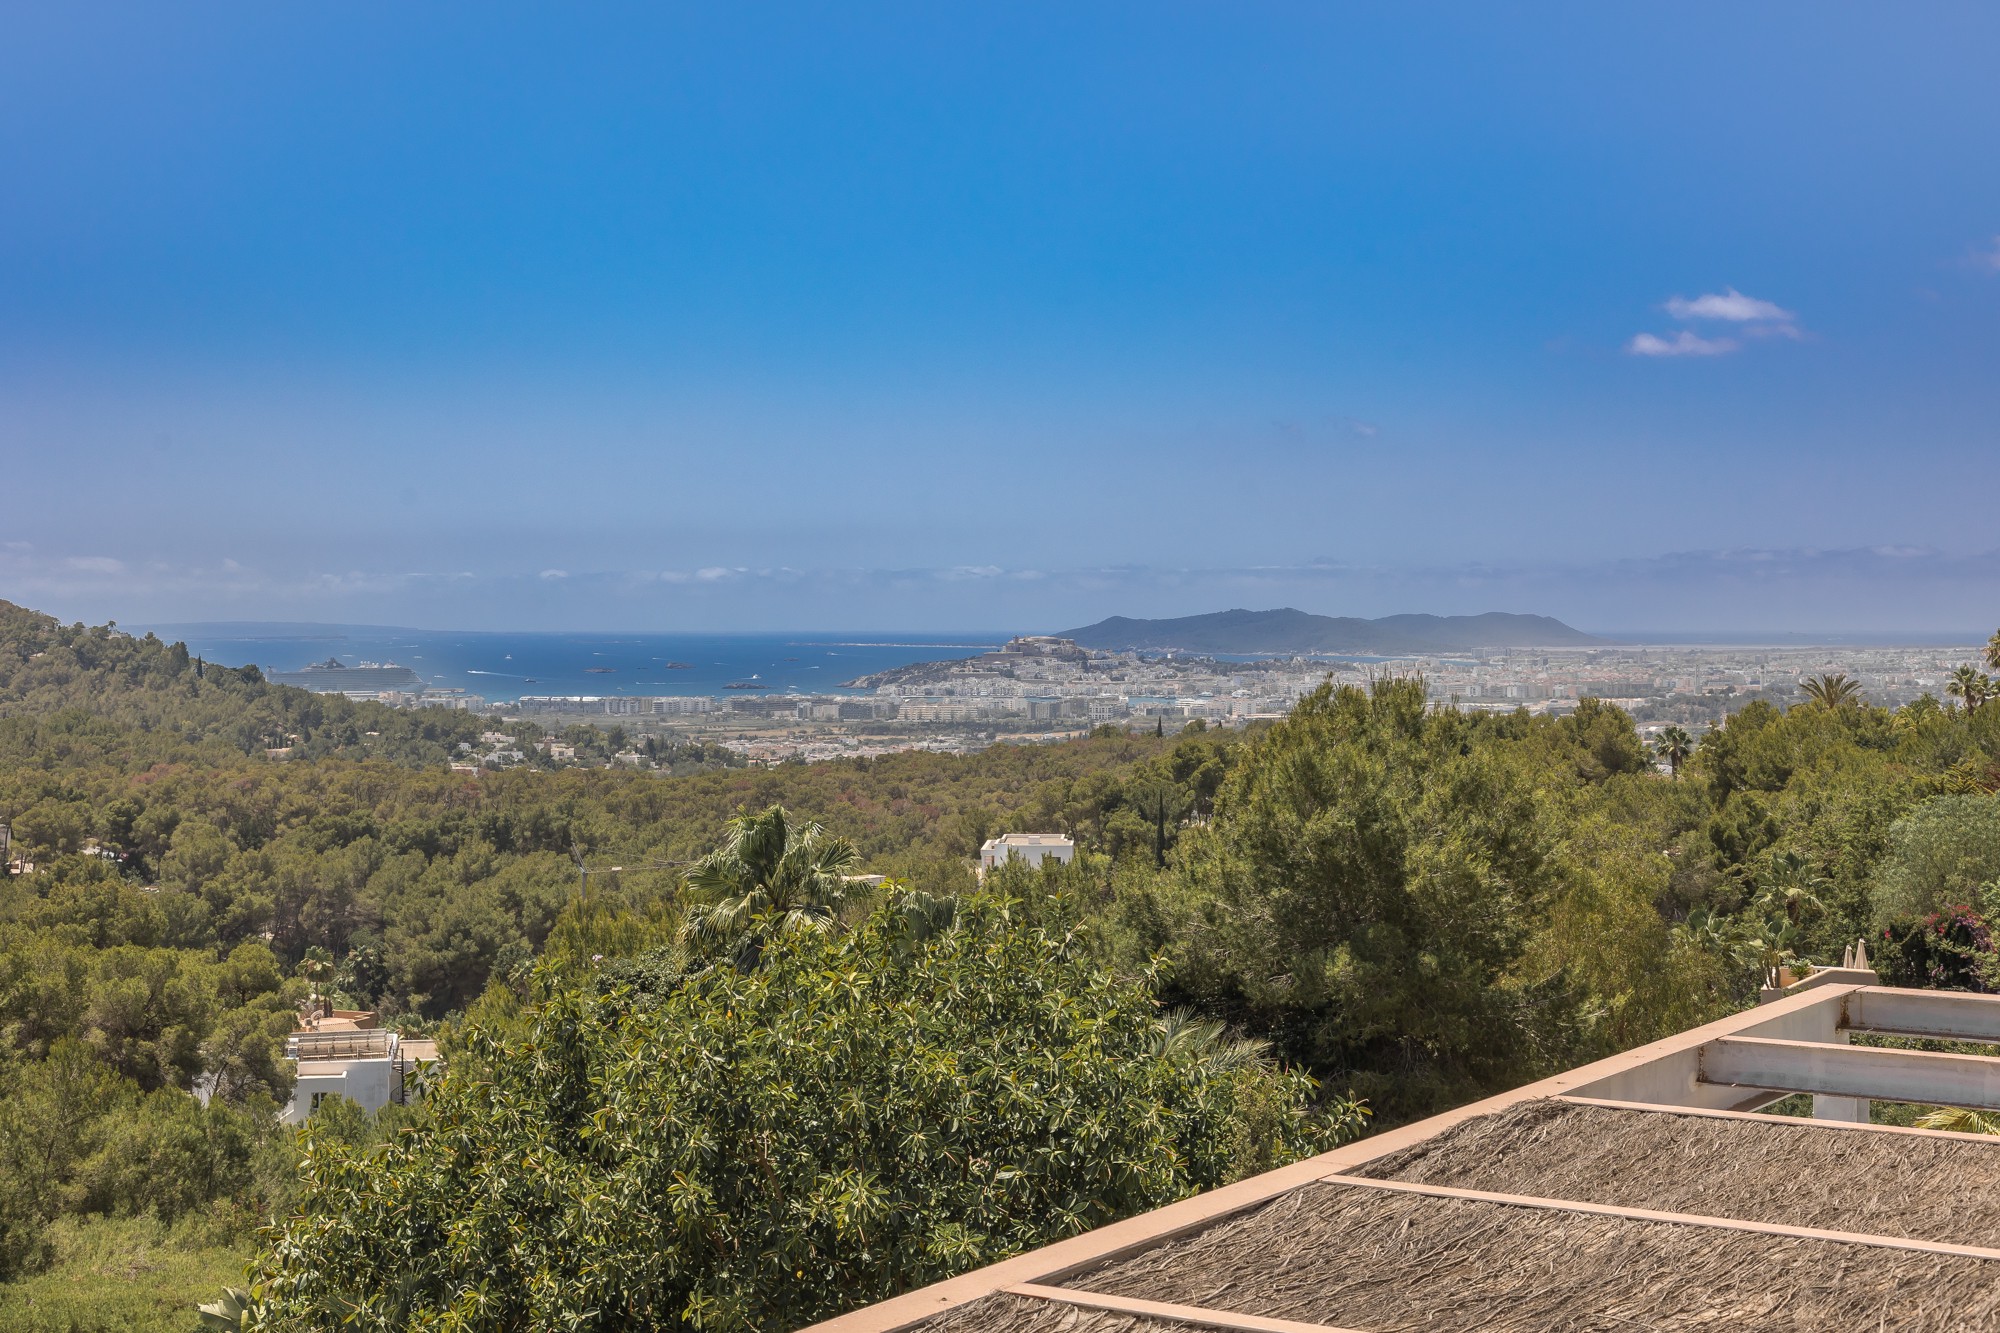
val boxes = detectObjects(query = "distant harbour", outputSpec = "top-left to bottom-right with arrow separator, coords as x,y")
138,625 -> 1006,704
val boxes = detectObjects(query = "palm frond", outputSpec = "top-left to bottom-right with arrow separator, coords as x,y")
1150,1009 -> 1272,1072
1916,1105 -> 2000,1135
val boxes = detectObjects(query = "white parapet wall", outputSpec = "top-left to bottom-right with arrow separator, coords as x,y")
978,833 -> 1076,875
281,1028 -> 408,1124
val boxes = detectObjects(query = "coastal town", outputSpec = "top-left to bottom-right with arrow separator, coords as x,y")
292,634 -> 1993,767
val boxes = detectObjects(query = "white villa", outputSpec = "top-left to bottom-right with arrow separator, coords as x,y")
978,832 -> 1075,876
281,1004 -> 439,1124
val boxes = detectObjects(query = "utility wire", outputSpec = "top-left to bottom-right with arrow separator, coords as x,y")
569,839 -> 694,901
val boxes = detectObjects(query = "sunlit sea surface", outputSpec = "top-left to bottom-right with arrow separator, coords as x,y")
138,626 -> 1007,703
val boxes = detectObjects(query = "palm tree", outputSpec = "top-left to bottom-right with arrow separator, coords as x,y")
1676,906 -> 1728,953
297,947 -> 337,988
1675,907 -> 1755,970
297,946 -> 337,1014
1754,852 -> 1827,927
1750,916 -> 1802,986
1948,665 -> 1992,713
1652,726 -> 1695,778
1798,673 -> 1862,710
1895,693 -> 1944,732
679,805 -> 863,968
1985,628 -> 2000,676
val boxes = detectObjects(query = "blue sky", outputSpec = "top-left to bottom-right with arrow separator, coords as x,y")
4,3 -> 1998,633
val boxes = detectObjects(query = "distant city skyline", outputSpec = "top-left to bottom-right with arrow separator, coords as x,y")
5,5 -> 1998,632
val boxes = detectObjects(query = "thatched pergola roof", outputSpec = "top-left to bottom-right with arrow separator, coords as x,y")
1065,1179 -> 2000,1331
802,978 -> 2000,1333
1353,1097 -> 2000,1246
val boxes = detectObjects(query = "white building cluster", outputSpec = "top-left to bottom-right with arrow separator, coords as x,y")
471,636 -> 1991,767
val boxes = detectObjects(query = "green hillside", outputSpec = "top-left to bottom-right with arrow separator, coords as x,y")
2,598 -> 1998,1329
1061,607 -> 1600,654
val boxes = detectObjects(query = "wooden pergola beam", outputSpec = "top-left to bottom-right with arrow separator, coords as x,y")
1700,1034 -> 2000,1111
1317,1174 -> 2000,1263
1004,1285 -> 1370,1333
1557,1094 -> 2000,1144
1845,989 -> 2000,1045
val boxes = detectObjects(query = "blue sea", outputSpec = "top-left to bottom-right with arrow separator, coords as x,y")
138,625 -> 1006,703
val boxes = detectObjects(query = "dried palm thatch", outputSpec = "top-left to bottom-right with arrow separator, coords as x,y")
924,1294 -> 1192,1333
1062,1180 -> 2000,1331
1353,1098 -> 2000,1245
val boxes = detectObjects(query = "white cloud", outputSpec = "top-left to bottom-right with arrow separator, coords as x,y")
539,568 -> 568,580
1664,288 -> 1796,323
64,555 -> 126,575
1630,286 -> 1799,357
1627,331 -> 1739,358
1974,235 -> 2000,274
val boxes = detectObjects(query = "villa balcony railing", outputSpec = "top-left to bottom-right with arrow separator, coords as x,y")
288,1029 -> 395,1062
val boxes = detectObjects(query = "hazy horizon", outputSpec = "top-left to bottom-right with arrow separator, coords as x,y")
123,613 -> 1993,650
6,5 -> 1999,633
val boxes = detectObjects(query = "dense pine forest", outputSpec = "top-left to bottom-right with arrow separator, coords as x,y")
1,599 -> 1997,1330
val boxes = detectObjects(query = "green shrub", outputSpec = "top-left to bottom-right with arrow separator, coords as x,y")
250,889 -> 1353,1331
1869,794 -> 2000,924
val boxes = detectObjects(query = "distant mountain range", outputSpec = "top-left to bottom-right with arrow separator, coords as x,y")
1058,608 -> 1601,655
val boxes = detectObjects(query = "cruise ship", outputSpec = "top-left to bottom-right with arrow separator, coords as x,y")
269,657 -> 424,694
